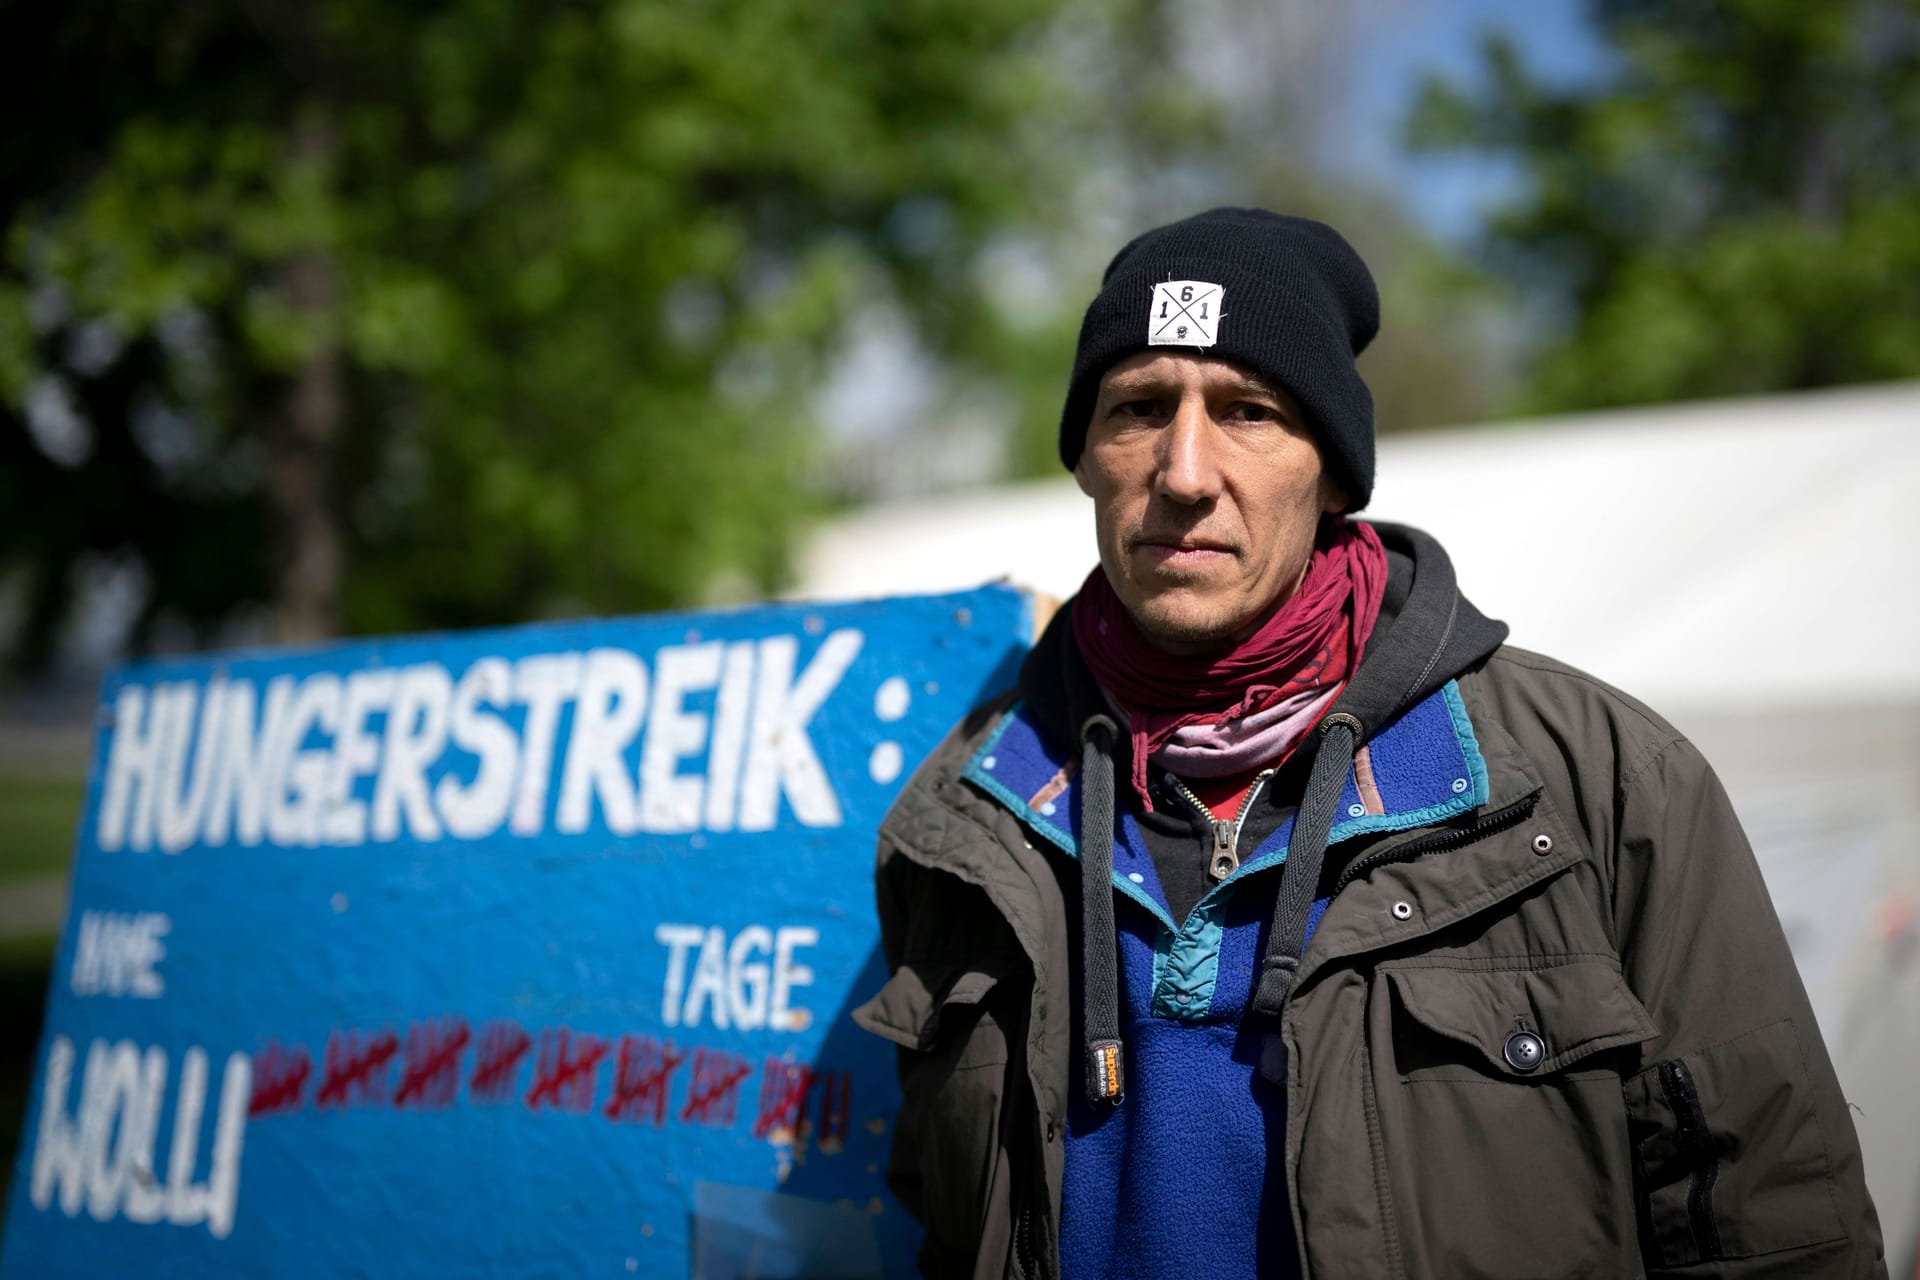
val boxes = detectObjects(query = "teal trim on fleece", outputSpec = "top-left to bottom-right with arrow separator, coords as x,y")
963,680 -> 1488,1022
1145,678 -> 1487,1022
961,703 -> 1169,925
1149,893 -> 1227,1020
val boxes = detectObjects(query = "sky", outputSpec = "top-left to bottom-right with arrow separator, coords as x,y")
814,0 -> 1616,466
1337,0 -> 1612,241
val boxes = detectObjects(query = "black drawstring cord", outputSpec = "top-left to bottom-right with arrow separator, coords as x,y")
1250,712 -> 1361,1021
1079,709 -> 1360,1100
1078,714 -> 1125,1104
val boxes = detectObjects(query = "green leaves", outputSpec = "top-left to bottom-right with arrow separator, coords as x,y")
2,0 -> 1122,662
1412,0 -> 1920,413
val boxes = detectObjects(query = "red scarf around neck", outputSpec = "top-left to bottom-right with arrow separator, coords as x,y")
1072,516 -> 1389,808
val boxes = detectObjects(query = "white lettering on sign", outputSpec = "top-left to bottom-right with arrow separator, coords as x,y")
436,658 -> 518,839
371,663 -> 453,842
69,911 -> 170,998
771,926 -> 819,1032
266,673 -> 343,848
654,923 -> 818,1032
202,676 -> 295,848
92,628 -> 869,851
556,648 -> 647,837
97,682 -> 186,854
702,641 -> 756,832
154,680 -> 220,852
738,631 -> 863,832
321,669 -> 396,846
509,652 -> 582,837
637,642 -> 723,834
29,1036 -> 250,1238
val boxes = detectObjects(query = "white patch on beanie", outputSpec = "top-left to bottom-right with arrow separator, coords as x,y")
1147,281 -> 1223,348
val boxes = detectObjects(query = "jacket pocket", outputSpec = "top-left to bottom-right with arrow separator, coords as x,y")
1624,1017 -> 1847,1267
853,959 -> 1002,1053
854,960 -> 1013,1280
1385,958 -> 1659,1081
1374,959 -> 1659,1279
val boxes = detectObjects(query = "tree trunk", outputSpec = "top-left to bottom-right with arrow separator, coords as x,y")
269,109 -> 342,646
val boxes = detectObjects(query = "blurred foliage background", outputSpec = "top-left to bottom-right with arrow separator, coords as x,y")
0,0 -> 1917,1197
1412,0 -> 1920,412
0,0 -> 1525,672
5,0 -> 1915,677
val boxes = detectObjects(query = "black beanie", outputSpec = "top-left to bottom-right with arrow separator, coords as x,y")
1057,207 -> 1380,510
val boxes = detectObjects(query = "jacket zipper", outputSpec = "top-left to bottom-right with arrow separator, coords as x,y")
1658,1057 -> 1724,1262
1166,769 -> 1276,881
1331,791 -> 1540,894
1014,1201 -> 1037,1278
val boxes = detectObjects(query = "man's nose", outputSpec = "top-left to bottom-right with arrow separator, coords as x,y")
1155,394 -> 1225,504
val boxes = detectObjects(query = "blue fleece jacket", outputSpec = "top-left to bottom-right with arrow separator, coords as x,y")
1058,845 -> 1328,1279
962,681 -> 1489,1280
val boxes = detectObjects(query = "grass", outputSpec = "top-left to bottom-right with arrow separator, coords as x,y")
0,777 -> 84,881
0,772 -> 74,1220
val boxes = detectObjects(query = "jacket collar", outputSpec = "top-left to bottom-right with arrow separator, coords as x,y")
963,678 -> 1495,932
1289,686 -> 1572,990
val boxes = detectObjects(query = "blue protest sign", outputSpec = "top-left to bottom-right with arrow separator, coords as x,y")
3,586 -> 1031,1277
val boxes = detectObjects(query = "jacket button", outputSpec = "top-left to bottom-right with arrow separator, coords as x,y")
1046,1120 -> 1057,1143
1390,900 -> 1413,921
1531,833 -> 1554,855
1504,1030 -> 1546,1072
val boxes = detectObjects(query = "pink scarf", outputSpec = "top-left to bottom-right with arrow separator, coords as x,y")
1072,517 -> 1389,808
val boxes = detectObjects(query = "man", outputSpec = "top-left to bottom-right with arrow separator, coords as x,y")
852,208 -> 1885,1279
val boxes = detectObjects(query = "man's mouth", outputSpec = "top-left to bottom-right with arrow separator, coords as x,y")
1135,537 -> 1234,565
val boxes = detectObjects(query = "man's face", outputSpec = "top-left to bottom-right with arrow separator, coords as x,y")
1074,352 -> 1346,656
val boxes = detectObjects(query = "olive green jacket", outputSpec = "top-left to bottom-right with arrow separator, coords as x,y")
853,644 -> 1886,1279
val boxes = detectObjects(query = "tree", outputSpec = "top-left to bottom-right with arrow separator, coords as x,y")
1408,0 -> 1920,413
959,0 -> 1517,481
0,0 -> 1166,669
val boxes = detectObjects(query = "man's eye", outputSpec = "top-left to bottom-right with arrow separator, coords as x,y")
1114,399 -> 1159,418
1230,402 -> 1281,423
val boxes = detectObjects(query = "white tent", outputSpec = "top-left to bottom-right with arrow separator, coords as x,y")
802,380 -> 1920,706
798,380 -> 1920,1259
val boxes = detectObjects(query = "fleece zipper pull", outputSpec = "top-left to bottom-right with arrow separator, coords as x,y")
1166,770 -> 1275,882
1208,820 -> 1237,881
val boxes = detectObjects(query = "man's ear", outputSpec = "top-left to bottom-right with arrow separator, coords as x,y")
1072,451 -> 1095,498
1319,469 -> 1350,515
